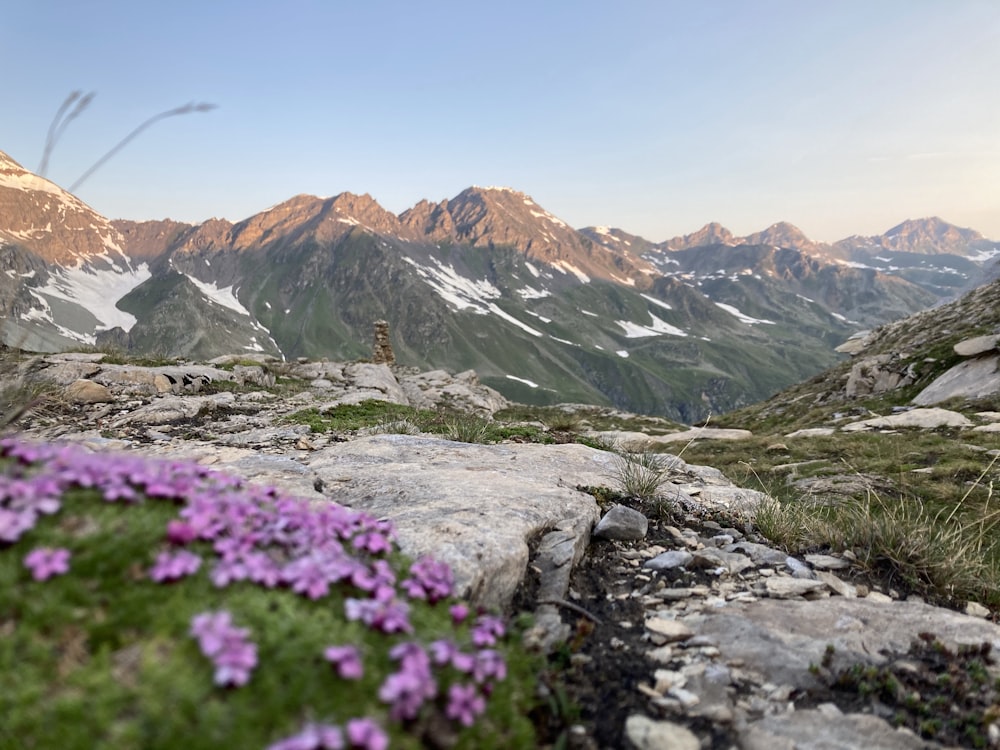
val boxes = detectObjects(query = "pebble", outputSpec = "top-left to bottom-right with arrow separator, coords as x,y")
625,715 -> 700,750
644,617 -> 694,643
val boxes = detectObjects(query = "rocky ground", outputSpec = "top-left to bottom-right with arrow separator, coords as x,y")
5,349 -> 1000,749
531,499 -> 1000,749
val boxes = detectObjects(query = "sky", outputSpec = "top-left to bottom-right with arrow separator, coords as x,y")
3,0 -> 999,243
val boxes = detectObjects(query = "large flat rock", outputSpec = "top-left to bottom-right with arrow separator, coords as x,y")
687,597 -> 1000,688
305,435 -> 608,609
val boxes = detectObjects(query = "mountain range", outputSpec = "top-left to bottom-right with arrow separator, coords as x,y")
2,148 -> 997,421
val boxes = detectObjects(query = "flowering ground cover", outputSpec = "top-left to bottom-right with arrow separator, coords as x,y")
0,437 -> 537,749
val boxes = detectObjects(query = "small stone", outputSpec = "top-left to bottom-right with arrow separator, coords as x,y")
644,617 -> 694,643
593,504 -> 648,541
988,722 -> 1000,746
646,645 -> 673,663
965,601 -> 991,618
784,556 -> 815,579
637,682 -> 663,700
64,379 -> 113,404
625,715 -> 700,750
764,577 -> 827,599
668,687 -> 700,708
644,550 -> 693,571
815,570 -> 856,598
710,533 -> 736,547
153,373 -> 173,393
866,590 -> 893,603
804,553 -> 852,570
653,669 -> 686,693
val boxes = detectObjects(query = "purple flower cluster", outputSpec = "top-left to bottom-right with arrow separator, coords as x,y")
23,546 -> 71,580
266,718 -> 388,750
190,610 -> 258,687
1,437 -> 510,745
401,555 -> 454,603
149,550 -> 202,582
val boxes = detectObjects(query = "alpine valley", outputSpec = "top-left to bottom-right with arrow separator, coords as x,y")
2,148 -> 997,422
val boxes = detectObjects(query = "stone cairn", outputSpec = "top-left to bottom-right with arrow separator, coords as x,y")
372,320 -> 395,365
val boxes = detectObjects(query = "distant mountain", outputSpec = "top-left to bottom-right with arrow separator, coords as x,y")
0,151 -> 150,352
660,222 -> 738,251
830,217 -> 1000,296
2,147 -> 997,420
835,217 -> 997,258
401,186 -> 653,284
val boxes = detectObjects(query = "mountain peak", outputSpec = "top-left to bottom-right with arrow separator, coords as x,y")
835,217 -> 991,257
744,222 -> 812,247
0,149 -> 126,264
664,223 -> 736,250
0,149 -> 25,171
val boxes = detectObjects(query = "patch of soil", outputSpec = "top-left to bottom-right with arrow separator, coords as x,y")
513,504 -> 750,749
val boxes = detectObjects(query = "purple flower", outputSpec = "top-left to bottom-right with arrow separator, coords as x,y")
23,547 -> 71,581
401,555 -> 454,603
212,637 -> 258,687
323,645 -> 363,680
344,597 -> 412,634
351,531 -> 392,555
149,550 -> 202,582
445,682 -> 486,727
344,718 -> 388,750
210,558 -> 249,588
166,519 -> 197,544
379,642 -> 436,720
0,508 -> 36,543
429,639 -> 460,666
190,610 -> 257,687
268,722 -> 344,750
243,551 -> 281,587
449,603 -> 469,624
471,614 -> 506,647
472,649 -> 507,683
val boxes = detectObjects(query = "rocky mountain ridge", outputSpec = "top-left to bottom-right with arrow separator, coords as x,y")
3,146 -> 998,422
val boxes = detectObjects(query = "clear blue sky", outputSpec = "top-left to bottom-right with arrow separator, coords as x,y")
4,0 -> 999,242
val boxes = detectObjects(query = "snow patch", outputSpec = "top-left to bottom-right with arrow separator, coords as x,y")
529,209 -> 568,229
610,274 -> 635,286
714,302 -> 776,325
616,312 -> 688,338
28,260 -> 151,334
641,293 -> 672,311
524,262 -> 541,278
616,350 -> 630,358
524,310 -> 552,323
506,375 -> 539,388
968,247 -> 1000,263
550,336 -> 578,347
579,309 -> 598,317
183,274 -> 253,316
403,256 -> 542,336
517,285 -> 551,300
551,260 -> 590,283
